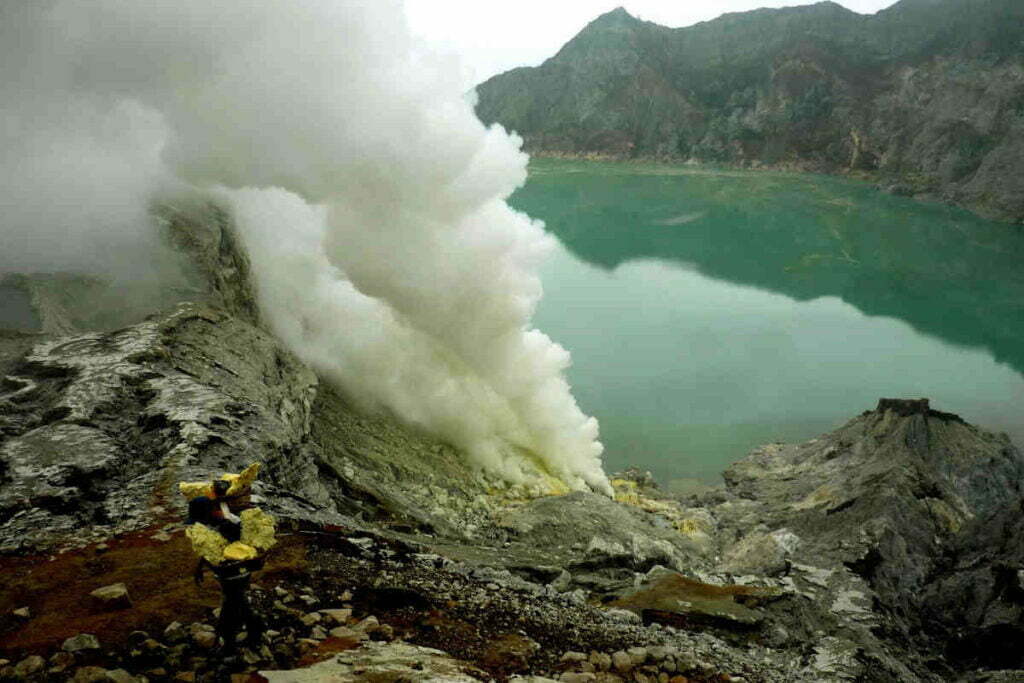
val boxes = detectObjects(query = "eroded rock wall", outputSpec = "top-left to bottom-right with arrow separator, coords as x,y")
0,202 -> 504,553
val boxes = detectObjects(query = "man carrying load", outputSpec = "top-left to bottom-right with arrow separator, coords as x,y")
181,463 -> 276,655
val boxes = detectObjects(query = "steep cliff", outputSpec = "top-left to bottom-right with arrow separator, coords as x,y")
475,0 -> 1024,223
0,201 -> 511,555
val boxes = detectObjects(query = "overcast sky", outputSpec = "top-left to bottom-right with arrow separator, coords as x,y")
405,0 -> 900,87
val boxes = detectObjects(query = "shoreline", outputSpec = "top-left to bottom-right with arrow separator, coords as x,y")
524,150 -> 1022,227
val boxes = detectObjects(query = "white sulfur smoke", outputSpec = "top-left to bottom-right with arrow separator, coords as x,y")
0,1 -> 610,494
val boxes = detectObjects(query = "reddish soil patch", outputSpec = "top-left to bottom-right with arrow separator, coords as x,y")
294,636 -> 361,668
0,527 -> 308,657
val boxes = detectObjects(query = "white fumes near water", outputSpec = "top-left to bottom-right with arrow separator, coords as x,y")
0,1 -> 610,494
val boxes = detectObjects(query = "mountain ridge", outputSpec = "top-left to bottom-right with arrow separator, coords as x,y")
475,0 -> 1024,224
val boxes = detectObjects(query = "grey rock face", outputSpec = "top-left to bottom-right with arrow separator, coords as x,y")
918,489 -> 1024,671
497,491 -> 703,573
689,397 -> 1024,681
0,202 -> 505,553
716,398 -> 1023,608
719,528 -> 799,577
0,303 -> 321,551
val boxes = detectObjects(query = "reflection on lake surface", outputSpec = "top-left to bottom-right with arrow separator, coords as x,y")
510,159 -> 1024,484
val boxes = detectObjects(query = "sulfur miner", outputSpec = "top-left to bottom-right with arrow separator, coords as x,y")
181,463 -> 276,655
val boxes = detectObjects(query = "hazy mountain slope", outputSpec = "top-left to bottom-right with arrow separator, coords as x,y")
475,0 -> 1024,223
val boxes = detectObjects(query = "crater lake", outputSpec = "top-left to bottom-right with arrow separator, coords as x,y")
511,159 -> 1024,487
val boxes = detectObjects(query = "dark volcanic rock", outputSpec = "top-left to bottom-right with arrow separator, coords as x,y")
919,490 -> 1024,671
692,397 -> 1024,681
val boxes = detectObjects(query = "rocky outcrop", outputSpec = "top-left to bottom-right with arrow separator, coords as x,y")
0,202 -> 518,553
919,484 -> 1024,671
692,398 -> 1024,681
259,641 -> 485,682
435,398 -> 1024,681
376,398 -> 1023,681
475,0 -> 1024,223
0,302 -> 322,552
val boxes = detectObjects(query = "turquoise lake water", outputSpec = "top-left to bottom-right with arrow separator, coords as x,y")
509,159 -> 1024,485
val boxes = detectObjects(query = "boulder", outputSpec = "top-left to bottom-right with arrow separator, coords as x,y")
126,631 -> 149,648
191,630 -> 217,650
62,633 -> 101,653
259,640 -> 485,682
327,626 -> 368,647
319,608 -> 352,625
353,616 -> 380,634
588,652 -> 612,672
70,667 -> 111,683
611,569 -> 776,629
299,612 -> 321,627
611,651 -> 633,674
720,529 -> 799,577
89,583 -> 131,611
48,652 -> 75,673
163,621 -> 186,644
13,656 -> 45,678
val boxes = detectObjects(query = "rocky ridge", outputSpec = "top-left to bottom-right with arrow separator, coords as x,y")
474,0 -> 1024,224
2,203 -> 1024,681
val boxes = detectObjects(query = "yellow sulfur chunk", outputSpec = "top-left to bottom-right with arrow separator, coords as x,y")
179,481 -> 214,501
224,462 -> 261,496
223,542 -> 258,561
186,522 -> 229,564
240,507 -> 277,552
179,462 -> 261,501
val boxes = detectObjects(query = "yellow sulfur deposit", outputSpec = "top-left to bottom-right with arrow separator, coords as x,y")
186,522 -> 229,564
610,477 -> 711,541
223,542 -> 258,561
240,508 -> 277,552
223,462 -> 261,496
185,509 -> 277,564
179,462 -> 262,501
181,463 -> 275,564
611,478 -> 642,506
179,481 -> 214,501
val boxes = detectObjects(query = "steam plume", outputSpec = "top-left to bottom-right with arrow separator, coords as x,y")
0,1 -> 610,494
